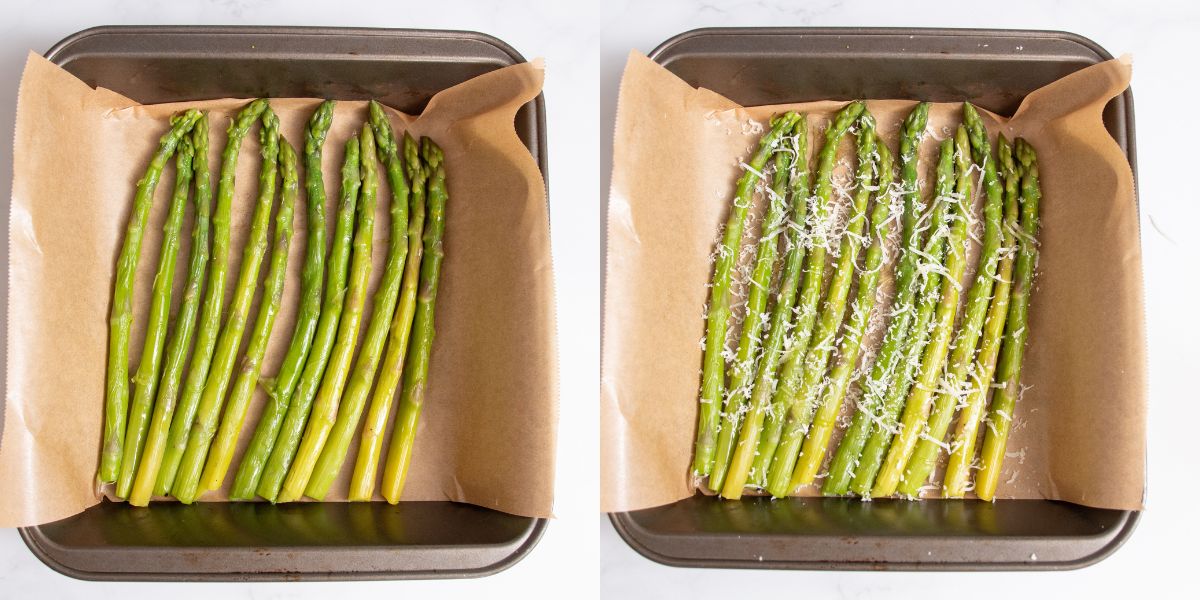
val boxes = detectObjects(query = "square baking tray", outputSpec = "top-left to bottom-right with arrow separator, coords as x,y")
609,27 -> 1140,571
15,25 -> 548,581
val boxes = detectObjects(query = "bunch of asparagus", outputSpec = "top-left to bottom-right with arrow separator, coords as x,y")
99,99 -> 450,505
693,102 -> 1041,501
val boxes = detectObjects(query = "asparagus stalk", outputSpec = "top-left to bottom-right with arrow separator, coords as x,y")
200,136 -> 298,491
897,104 -> 1005,496
943,135 -> 1020,497
792,130 -> 898,488
708,111 -> 802,492
976,138 -> 1040,501
693,113 -> 801,477
350,125 -> 422,500
277,123 -> 378,503
115,131 -> 196,498
750,102 -> 866,483
172,107 -> 280,504
100,108 -> 202,484
130,115 -> 212,506
823,103 -> 930,495
871,125 -> 974,497
230,101 -> 334,499
156,99 -> 269,494
849,138 -> 956,495
764,111 -> 879,498
306,117 -> 411,500
718,116 -> 809,499
381,137 -> 447,504
257,134 -> 361,502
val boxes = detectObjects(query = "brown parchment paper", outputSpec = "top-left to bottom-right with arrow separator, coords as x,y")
601,51 -> 1145,513
0,52 -> 558,527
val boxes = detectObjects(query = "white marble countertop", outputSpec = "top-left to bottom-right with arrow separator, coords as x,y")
601,0 -> 1198,598
0,0 -> 599,598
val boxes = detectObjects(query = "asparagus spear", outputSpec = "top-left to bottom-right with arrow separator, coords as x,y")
350,125 -> 422,500
230,101 -> 335,499
306,118 -> 410,500
849,139 -> 956,495
693,113 -> 801,477
871,125 -> 974,497
257,134 -> 361,502
976,138 -> 1040,501
708,111 -> 801,491
129,115 -> 212,506
792,130 -> 898,488
823,103 -> 930,495
200,136 -> 298,491
156,99 -> 269,494
381,137 -> 447,504
277,123 -> 378,503
765,111 -> 879,499
115,131 -> 196,498
100,108 -> 202,484
718,116 -> 809,498
172,106 -> 281,504
751,101 -> 866,483
897,104 -> 1004,496
943,135 -> 1020,497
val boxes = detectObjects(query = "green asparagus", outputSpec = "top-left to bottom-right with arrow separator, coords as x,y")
709,111 -> 802,492
768,111 -> 883,496
718,115 -> 809,499
306,117 -> 410,500
897,104 -> 1004,496
849,138 -> 956,496
100,108 -> 201,484
381,137 -> 447,504
230,100 -> 334,500
200,136 -> 298,491
278,124 -> 377,503
765,111 -> 879,499
872,125 -> 974,497
751,101 -> 866,484
943,135 -> 1019,498
350,104 -> 418,501
976,138 -> 1040,501
693,113 -> 801,477
115,130 -> 195,498
130,115 -> 212,506
156,99 -> 269,495
172,106 -> 280,504
257,134 -> 361,502
792,129 -> 897,488
823,103 -> 930,495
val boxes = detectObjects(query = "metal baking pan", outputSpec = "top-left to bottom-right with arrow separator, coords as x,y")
609,27 -> 1139,571
16,25 -> 548,581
